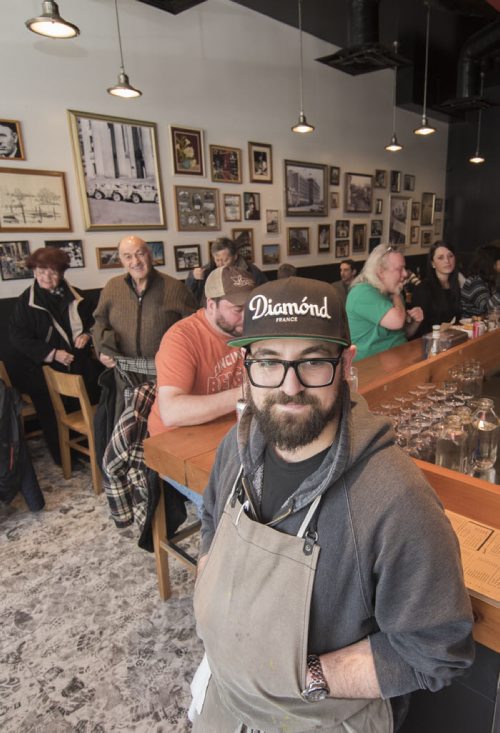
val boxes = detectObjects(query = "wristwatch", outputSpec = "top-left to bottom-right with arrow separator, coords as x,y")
300,654 -> 330,702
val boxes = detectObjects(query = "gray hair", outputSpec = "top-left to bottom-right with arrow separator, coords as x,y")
351,243 -> 402,293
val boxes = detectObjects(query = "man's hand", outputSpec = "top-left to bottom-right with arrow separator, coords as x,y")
74,333 -> 91,349
406,306 -> 424,324
99,353 -> 117,368
192,266 -> 206,281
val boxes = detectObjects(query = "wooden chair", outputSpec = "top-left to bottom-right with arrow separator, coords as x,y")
0,360 -> 41,438
42,366 -> 102,495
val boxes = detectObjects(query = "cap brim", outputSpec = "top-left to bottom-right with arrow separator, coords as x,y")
227,334 -> 350,348
223,292 -> 253,306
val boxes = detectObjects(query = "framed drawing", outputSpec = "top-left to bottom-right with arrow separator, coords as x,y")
174,244 -> 201,272
284,160 -> 328,217
421,230 -> 433,247
0,119 -> 25,160
352,223 -> 367,253
403,174 -> 416,191
335,219 -> 350,239
146,240 -> 165,266
232,227 -> 254,257
248,142 -> 273,183
330,166 -> 340,186
375,198 -> 383,215
45,239 -> 84,268
175,185 -> 220,231
345,173 -> 373,214
318,224 -> 331,253
96,246 -> 121,269
389,196 -> 411,246
374,169 -> 387,188
243,192 -> 261,220
421,192 -> 436,225
410,225 -> 420,245
287,227 -> 310,256
210,145 -> 241,183
330,192 -> 339,209
335,240 -> 349,258
68,110 -> 165,231
411,201 -> 420,221
262,243 -> 280,265
371,220 -> 383,237
0,168 -> 71,233
0,241 -> 32,280
170,124 -> 204,176
266,209 -> 279,234
223,193 -> 242,222
390,170 -> 401,193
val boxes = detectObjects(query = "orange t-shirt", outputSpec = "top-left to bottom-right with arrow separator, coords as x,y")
147,309 -> 243,436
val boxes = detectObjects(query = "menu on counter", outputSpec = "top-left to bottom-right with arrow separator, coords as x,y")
446,510 -> 500,607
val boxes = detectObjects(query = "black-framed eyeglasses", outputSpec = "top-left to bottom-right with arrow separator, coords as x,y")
244,357 -> 343,389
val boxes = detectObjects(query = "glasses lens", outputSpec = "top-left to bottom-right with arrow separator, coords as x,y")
297,360 -> 335,387
246,359 -> 336,388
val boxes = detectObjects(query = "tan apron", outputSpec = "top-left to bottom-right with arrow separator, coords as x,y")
191,471 -> 393,733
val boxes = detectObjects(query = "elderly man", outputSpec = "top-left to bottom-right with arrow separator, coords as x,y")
190,276 -> 473,733
332,258 -> 358,304
346,243 -> 424,361
148,265 -> 254,435
0,122 -> 20,159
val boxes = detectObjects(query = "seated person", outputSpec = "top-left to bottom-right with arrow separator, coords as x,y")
412,242 -> 462,337
461,243 -> 500,317
346,243 -> 423,361
331,259 -> 358,304
148,266 -> 255,435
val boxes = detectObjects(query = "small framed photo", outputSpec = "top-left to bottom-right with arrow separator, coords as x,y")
318,224 -> 331,253
174,244 -> 201,272
262,243 -> 280,266
345,172 -> 373,214
170,125 -> 204,176
0,119 -> 25,160
375,198 -> 383,215
411,201 -> 420,221
369,236 -> 381,252
0,241 -> 32,280
265,209 -> 279,234
330,166 -> 340,186
335,239 -> 350,258
403,174 -> 416,191
175,185 -> 220,231
248,141 -> 273,184
410,225 -> 420,245
335,219 -> 350,239
223,193 -> 242,222
209,145 -> 241,184
45,239 -> 84,268
421,230 -> 433,247
421,192 -> 436,226
330,192 -> 339,209
434,218 -> 442,235
287,227 -> 310,256
352,223 -> 367,253
96,246 -> 121,269
390,170 -> 401,193
389,196 -> 411,246
146,240 -> 165,266
243,192 -> 261,221
370,220 -> 383,237
232,228 -> 254,259
435,197 -> 443,213
284,160 -> 328,217
374,169 -> 387,188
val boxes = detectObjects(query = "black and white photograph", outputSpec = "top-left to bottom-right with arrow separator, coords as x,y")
411,201 -> 421,221
223,194 -> 242,222
174,244 -> 201,272
435,197 -> 443,213
146,241 -> 165,266
266,209 -> 279,234
284,160 -> 328,217
390,170 -> 401,193
352,223 -> 367,253
232,228 -> 254,256
68,110 -> 165,231
0,240 -> 31,280
389,196 -> 410,245
249,142 -> 273,184
330,192 -> 339,209
45,239 -> 84,268
330,166 -> 340,186
318,224 -> 331,252
262,243 -> 280,265
345,173 -> 373,214
421,229 -> 433,247
375,198 -> 383,215
335,219 -> 350,239
374,169 -> 387,188
421,192 -> 436,226
371,220 -> 383,237
244,192 -> 261,220
287,227 -> 310,255
0,168 -> 71,232
0,119 -> 25,160
335,239 -> 349,258
410,225 -> 420,245
175,185 -> 220,231
403,174 -> 416,191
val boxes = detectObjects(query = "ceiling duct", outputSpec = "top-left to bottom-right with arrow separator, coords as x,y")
316,0 -> 411,74
136,0 -> 206,14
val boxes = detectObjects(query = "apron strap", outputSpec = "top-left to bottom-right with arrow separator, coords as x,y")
296,494 -> 322,538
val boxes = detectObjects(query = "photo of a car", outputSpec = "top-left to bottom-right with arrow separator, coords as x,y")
86,177 -> 158,204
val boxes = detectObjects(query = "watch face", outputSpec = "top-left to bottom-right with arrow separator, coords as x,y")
301,685 -> 329,703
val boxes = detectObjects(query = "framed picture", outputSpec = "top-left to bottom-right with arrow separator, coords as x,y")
284,160 -> 328,217
243,192 -> 261,221
421,192 -> 436,226
96,246 -> 121,269
232,228 -> 254,257
335,239 -> 350,258
318,224 -> 331,253
435,197 -> 443,213
389,196 -> 411,246
403,174 -> 416,191
68,110 -> 165,231
421,230 -> 433,247
223,193 -> 242,222
335,219 -> 350,239
169,124 -> 204,176
287,227 -> 310,256
371,219 -> 383,237
390,170 -> 401,193
174,244 -> 201,272
345,172 -> 373,214
0,241 -> 32,280
45,239 -> 84,268
0,168 -> 71,233
434,218 -> 442,235
175,185 -> 220,231
369,236 -> 381,252
262,243 -> 280,265
266,209 -> 279,234
375,198 -> 383,215
374,169 -> 387,189
237,239 -> 254,264
330,192 -> 339,209
330,166 -> 340,186
411,201 -> 420,221
146,240 -> 165,266
248,142 -> 273,184
0,119 -> 25,161
410,225 -> 420,245
209,145 -> 241,184
352,223 -> 367,253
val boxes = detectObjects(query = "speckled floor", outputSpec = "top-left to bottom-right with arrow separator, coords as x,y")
0,439 -> 203,732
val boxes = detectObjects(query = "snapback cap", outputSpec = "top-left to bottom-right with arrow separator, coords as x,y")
228,277 -> 351,348
205,265 -> 255,306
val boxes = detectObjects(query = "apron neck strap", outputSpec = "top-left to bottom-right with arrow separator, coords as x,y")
296,494 -> 322,538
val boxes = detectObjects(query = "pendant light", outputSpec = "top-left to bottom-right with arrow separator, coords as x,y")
291,0 -> 314,134
469,71 -> 486,165
414,1 -> 436,136
26,1 -> 79,39
385,43 -> 403,152
107,0 -> 142,99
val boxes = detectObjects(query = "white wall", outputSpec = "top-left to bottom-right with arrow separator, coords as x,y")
1,0 -> 448,297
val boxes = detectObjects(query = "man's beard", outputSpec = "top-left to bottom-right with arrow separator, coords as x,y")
246,386 -> 339,452
215,313 -> 241,337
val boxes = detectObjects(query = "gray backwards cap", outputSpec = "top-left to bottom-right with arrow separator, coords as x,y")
228,276 -> 351,348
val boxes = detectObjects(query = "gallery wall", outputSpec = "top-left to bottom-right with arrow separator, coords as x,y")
0,0 -> 449,297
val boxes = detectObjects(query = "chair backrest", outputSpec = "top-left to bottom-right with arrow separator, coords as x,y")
0,361 -> 12,387
42,367 -> 94,429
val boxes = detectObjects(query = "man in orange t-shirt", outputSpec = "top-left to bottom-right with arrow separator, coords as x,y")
148,266 -> 255,436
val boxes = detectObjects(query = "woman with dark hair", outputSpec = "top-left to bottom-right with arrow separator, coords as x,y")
461,243 -> 500,317
412,241 -> 462,337
9,247 -> 101,464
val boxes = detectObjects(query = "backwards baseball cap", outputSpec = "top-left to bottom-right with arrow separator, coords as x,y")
228,276 -> 351,348
205,265 -> 255,306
